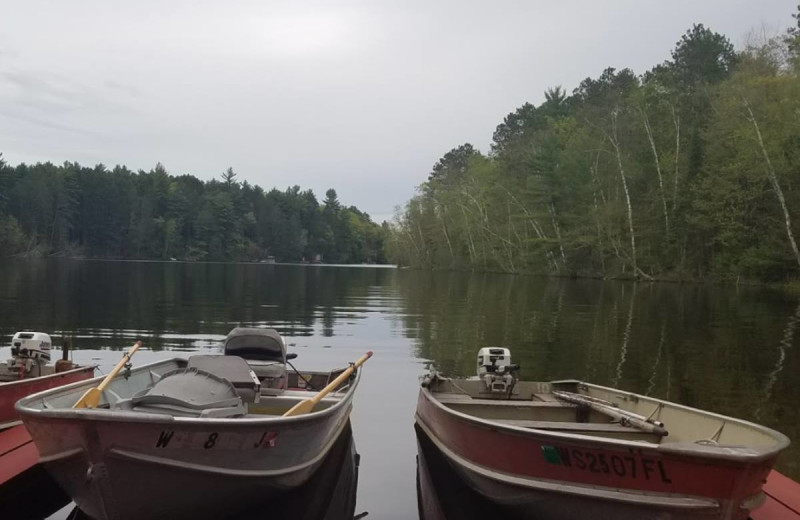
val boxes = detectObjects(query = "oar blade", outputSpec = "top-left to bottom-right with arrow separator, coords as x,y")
73,388 -> 102,409
283,399 -> 315,417
72,340 -> 142,409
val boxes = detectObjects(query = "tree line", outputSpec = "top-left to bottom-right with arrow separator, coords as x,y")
0,160 -> 388,264
387,11 -> 800,282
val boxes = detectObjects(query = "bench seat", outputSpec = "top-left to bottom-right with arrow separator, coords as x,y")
494,419 -> 636,432
435,393 -> 575,408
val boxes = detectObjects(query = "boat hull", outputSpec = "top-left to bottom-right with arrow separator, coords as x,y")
17,358 -> 358,520
0,365 -> 95,428
416,387 -> 781,520
63,420 -> 361,520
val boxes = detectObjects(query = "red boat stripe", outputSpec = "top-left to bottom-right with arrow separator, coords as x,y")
417,390 -> 775,503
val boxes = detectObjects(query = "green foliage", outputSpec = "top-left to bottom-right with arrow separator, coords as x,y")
669,24 -> 737,90
428,144 -> 482,185
786,5 -> 800,59
0,215 -> 27,253
388,15 -> 800,282
0,160 -> 385,263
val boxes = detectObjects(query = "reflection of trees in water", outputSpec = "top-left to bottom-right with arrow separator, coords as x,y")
403,274 -> 634,381
645,320 -> 666,397
612,282 -> 636,388
0,261 -> 396,350
399,272 -> 800,477
584,282 -> 607,382
756,299 -> 800,420
2,261 -> 799,478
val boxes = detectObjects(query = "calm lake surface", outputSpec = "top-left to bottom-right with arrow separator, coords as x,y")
1,259 -> 798,519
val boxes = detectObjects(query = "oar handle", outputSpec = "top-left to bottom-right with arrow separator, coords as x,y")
310,351 -> 372,406
97,341 -> 142,391
553,390 -> 668,436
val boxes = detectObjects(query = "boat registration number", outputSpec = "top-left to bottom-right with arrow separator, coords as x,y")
153,430 -> 279,450
541,446 -> 672,484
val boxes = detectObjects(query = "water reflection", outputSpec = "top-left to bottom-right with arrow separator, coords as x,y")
757,299 -> 800,419
416,423 -> 527,520
0,258 -> 797,518
0,462 -> 70,520
0,260 -> 400,351
611,283 -> 636,388
398,271 -> 800,477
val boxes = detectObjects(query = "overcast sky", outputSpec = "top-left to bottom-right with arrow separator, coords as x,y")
0,1 -> 795,222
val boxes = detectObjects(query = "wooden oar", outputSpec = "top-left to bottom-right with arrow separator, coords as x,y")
73,341 -> 142,409
283,351 -> 373,417
552,390 -> 669,437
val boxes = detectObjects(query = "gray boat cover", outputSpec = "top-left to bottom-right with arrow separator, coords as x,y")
128,367 -> 247,418
188,355 -> 260,403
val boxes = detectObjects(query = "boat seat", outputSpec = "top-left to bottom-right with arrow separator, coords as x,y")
224,328 -> 285,362
435,394 -> 576,408
122,368 -> 247,418
494,419 -> 662,441
495,419 -> 637,432
246,360 -> 288,390
187,355 -> 261,404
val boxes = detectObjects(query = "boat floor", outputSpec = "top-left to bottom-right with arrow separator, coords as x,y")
432,391 -> 663,442
434,393 -> 571,407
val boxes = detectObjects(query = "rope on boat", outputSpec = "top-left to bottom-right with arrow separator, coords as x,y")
331,383 -> 351,396
447,379 -> 472,396
552,390 -> 669,437
286,359 -> 319,390
422,370 -> 471,396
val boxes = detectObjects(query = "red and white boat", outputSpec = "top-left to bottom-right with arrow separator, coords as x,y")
0,331 -> 95,513
1,332 -> 95,430
416,348 -> 791,520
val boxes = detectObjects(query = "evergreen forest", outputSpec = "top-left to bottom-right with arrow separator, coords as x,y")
0,161 -> 387,264
5,11 -> 800,281
387,11 -> 800,282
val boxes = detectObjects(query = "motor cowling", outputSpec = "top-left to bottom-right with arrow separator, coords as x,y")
6,332 -> 52,378
477,347 -> 519,394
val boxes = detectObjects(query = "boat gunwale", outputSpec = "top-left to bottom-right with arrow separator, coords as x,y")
419,379 -> 790,463
16,357 -> 361,426
0,363 -> 97,388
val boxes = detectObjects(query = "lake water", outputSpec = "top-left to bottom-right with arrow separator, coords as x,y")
0,259 -> 797,519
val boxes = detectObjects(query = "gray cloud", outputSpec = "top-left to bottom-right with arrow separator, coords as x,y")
0,0 -> 795,223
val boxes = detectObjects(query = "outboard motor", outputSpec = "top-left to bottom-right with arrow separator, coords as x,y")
6,332 -> 52,378
477,347 -> 519,394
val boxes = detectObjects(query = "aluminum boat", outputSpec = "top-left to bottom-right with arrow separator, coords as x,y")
1,332 -> 95,430
415,347 -> 790,520
16,328 -> 366,520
